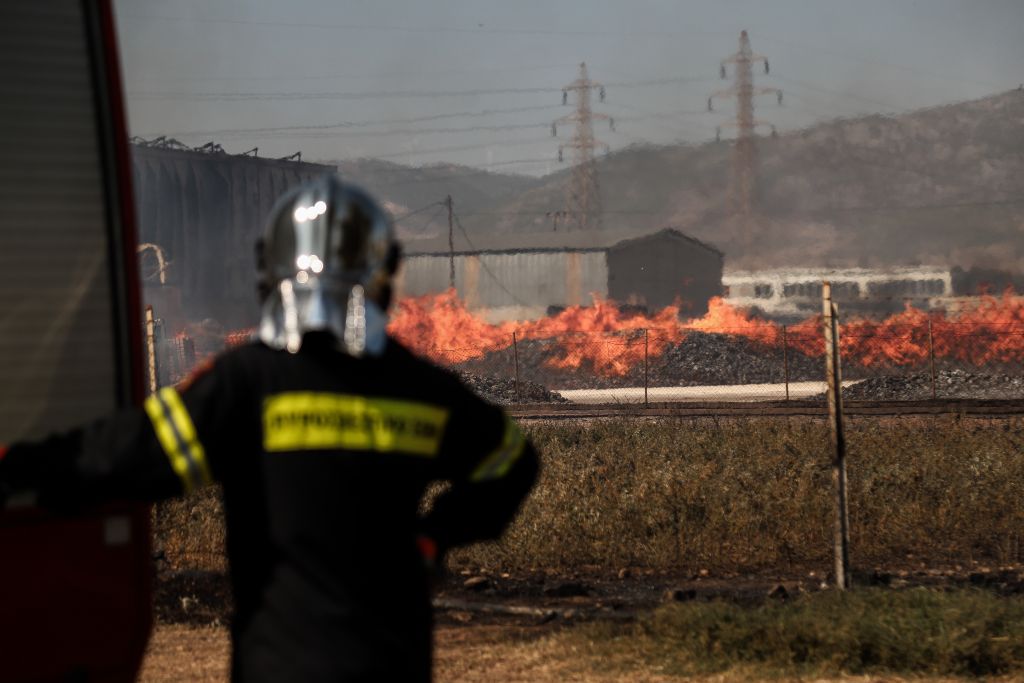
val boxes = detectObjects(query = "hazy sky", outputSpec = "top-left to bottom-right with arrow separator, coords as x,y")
114,0 -> 1024,175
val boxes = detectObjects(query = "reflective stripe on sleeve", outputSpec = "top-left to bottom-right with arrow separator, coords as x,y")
143,387 -> 212,494
469,417 -> 526,482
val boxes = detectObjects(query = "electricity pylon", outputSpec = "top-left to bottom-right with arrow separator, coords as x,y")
552,62 -> 615,232
708,30 -> 782,236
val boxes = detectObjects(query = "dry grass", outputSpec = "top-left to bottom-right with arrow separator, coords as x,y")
155,416 -> 1024,576
560,588 -> 1024,678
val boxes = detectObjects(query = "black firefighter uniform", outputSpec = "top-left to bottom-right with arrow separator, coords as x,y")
0,333 -> 539,682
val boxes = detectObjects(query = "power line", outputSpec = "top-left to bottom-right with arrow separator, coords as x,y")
392,201 -> 446,223
768,74 -> 899,112
450,211 -> 531,308
141,105 -> 563,138
372,138 -> 554,160
194,121 -> 554,141
124,63 -> 578,84
130,86 -> 563,101
127,77 -> 705,102
120,13 -> 726,40
407,205 -> 448,236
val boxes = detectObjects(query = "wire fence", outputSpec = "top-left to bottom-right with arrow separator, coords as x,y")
147,319 -> 1024,405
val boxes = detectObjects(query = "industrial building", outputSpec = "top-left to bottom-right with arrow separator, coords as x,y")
723,267 -> 954,318
398,228 -> 723,322
132,141 -> 334,329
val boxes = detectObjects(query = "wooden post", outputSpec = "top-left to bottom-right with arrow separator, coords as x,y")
512,331 -> 521,404
822,282 -> 851,590
927,319 -> 937,400
643,328 -> 649,407
145,305 -> 158,395
446,194 -> 455,290
782,324 -> 790,401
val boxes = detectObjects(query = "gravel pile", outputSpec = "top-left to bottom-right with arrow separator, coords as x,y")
842,369 -> 1024,400
456,371 -> 568,405
654,333 -> 821,386
454,332 -> 823,389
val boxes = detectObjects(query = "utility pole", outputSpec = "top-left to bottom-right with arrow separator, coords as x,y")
446,194 -> 455,289
552,62 -> 615,232
708,30 -> 782,244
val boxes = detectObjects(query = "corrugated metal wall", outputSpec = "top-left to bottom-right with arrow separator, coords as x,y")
132,147 -> 331,327
398,251 -> 608,321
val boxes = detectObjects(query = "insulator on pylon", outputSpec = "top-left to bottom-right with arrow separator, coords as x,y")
599,86 -> 606,102
551,123 -> 557,137
707,97 -> 713,112
719,64 -> 726,79
557,147 -> 563,162
764,59 -> 770,75
777,90 -> 783,105
562,90 -> 568,105
609,117 -> 615,132
716,126 -> 721,142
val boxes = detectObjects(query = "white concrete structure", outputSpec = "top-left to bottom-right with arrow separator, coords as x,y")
723,267 -> 953,316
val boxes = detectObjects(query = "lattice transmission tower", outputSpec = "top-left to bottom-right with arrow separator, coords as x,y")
552,62 -> 615,232
708,30 -> 782,236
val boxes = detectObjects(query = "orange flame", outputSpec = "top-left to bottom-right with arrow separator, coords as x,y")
215,289 -> 1024,377
388,289 -> 516,363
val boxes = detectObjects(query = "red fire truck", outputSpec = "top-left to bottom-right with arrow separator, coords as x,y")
0,2 -> 152,681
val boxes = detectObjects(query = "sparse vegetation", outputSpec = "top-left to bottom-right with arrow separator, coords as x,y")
562,588 -> 1024,677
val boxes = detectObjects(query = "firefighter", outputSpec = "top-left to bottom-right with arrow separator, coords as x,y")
0,175 -> 539,682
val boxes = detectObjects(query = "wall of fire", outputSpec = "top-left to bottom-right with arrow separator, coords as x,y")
398,230 -> 723,323
132,146 -> 333,330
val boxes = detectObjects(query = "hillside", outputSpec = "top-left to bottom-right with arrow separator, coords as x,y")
332,158 -> 543,237
436,90 -> 1024,270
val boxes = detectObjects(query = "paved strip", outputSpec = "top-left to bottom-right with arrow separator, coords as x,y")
553,381 -> 860,404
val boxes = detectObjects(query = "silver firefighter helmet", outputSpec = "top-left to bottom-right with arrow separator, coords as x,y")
256,175 -> 400,356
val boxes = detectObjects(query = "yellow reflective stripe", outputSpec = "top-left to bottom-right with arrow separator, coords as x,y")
470,417 -> 526,482
144,393 -> 193,493
143,387 -> 211,494
159,387 -> 213,487
263,392 -> 449,456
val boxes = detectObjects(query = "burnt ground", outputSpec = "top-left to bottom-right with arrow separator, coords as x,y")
153,562 -> 1024,629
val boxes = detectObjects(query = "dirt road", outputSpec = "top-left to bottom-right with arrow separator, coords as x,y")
138,621 -> 997,683
138,621 -> 690,683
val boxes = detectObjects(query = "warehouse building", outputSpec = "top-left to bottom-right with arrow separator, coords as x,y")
398,228 -> 723,322
132,141 -> 334,328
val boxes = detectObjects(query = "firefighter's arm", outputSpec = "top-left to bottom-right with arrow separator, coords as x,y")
0,358 -> 232,508
420,396 -> 539,552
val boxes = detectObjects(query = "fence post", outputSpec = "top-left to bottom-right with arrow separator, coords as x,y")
644,328 -> 649,407
145,305 -> 158,395
512,331 -> 521,404
927,319 -> 937,400
782,324 -> 790,401
822,282 -> 851,590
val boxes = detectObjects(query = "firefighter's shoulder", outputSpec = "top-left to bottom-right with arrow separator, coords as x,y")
174,338 -> 267,392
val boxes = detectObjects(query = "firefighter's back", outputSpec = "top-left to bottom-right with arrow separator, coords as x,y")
210,334 -> 499,682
